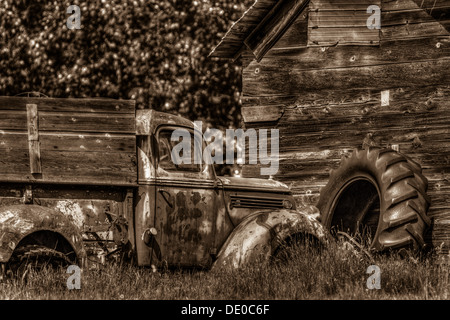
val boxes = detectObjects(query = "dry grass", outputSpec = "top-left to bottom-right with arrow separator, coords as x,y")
0,238 -> 448,300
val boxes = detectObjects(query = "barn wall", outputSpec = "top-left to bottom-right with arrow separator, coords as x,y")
240,0 -> 450,251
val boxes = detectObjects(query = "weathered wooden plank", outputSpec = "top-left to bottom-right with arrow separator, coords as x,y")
41,133 -> 136,153
0,110 -> 27,130
31,185 -> 127,201
0,132 -> 135,153
275,118 -> 450,157
382,8 -> 450,25
27,141 -> 41,175
0,151 -> 137,185
43,151 -> 136,185
26,104 -> 39,141
441,20 -> 450,31
310,0 -> 448,12
383,0 -> 450,11
411,0 -> 450,8
0,98 -> 136,133
26,104 -> 42,174
38,112 -> 135,134
309,10 -> 376,27
308,0 -> 381,46
0,97 -> 136,114
310,0 -> 378,11
382,0 -> 450,33
381,20 -> 449,40
309,8 -> 449,27
308,0 -> 448,44
241,106 -> 285,123
243,58 -> 450,95
244,83 -> 449,108
308,27 -> 380,44
264,37 -> 449,71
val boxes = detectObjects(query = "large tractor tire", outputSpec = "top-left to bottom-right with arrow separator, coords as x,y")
317,147 -> 431,252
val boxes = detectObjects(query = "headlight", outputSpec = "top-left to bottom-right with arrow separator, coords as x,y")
283,199 -> 293,209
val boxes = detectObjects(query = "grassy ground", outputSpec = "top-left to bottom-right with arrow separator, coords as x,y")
0,238 -> 448,300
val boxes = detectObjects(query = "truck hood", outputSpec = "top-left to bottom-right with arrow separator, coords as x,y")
218,176 -> 291,194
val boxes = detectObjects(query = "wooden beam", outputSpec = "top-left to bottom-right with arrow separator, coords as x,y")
0,96 -> 135,114
244,0 -> 310,62
243,58 -> 450,95
241,105 -> 285,123
26,104 -> 42,175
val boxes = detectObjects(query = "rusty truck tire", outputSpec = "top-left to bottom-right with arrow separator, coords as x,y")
317,147 -> 431,252
8,244 -> 73,276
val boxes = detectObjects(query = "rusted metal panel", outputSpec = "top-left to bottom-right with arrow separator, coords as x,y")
0,204 -> 85,264
219,176 -> 291,193
123,189 -> 135,255
135,184 -> 156,266
155,182 -> 218,268
0,184 -> 133,265
136,109 -> 195,136
212,208 -> 328,270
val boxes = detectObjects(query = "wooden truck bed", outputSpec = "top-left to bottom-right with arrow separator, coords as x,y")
0,96 -> 137,186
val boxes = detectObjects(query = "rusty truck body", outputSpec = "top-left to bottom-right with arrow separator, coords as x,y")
0,96 -> 326,272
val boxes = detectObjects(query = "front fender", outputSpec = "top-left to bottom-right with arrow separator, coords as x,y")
0,205 -> 85,265
212,208 -> 328,270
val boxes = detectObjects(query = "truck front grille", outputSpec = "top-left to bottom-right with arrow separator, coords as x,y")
230,194 -> 284,209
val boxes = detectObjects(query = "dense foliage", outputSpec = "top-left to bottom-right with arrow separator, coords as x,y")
0,0 -> 253,128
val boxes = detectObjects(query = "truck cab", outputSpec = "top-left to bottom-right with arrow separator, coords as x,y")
135,109 -> 311,268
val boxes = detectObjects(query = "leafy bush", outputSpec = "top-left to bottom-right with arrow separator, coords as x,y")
0,0 -> 253,128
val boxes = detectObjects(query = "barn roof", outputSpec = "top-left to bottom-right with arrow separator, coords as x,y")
210,0 -> 310,61
210,0 -> 450,61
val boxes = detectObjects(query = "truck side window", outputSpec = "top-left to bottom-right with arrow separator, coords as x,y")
158,129 -> 201,173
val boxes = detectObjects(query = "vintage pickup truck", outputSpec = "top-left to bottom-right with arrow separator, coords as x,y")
0,95 -> 327,273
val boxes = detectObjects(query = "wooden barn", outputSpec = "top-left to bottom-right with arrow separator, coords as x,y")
211,0 -> 450,252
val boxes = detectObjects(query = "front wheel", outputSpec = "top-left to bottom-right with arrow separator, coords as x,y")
317,147 -> 431,252
7,244 -> 73,277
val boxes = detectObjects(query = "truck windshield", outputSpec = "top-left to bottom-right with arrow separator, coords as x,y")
158,129 -> 202,173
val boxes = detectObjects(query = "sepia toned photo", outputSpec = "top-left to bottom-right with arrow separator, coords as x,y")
0,0 -> 449,307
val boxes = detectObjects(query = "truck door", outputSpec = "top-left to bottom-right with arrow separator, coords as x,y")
154,126 -> 218,267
